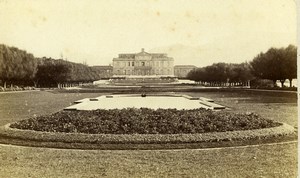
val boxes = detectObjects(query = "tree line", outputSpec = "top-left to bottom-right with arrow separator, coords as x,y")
187,45 -> 297,87
0,43 -> 296,89
187,62 -> 252,86
0,44 -> 102,88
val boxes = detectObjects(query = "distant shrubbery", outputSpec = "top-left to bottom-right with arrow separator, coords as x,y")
11,108 -> 280,134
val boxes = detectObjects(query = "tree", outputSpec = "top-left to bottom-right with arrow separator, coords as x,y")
250,45 -> 297,87
283,45 -> 297,87
187,68 -> 202,83
187,62 -> 252,87
35,59 -> 71,88
251,50 -> 279,86
0,44 -> 38,88
0,44 -> 100,89
230,63 -> 253,84
19,51 -> 37,85
0,45 -> 16,88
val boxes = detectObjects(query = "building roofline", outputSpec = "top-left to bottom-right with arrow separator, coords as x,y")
174,65 -> 197,67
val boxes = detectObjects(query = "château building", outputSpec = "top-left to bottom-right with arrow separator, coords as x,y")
112,48 -> 174,76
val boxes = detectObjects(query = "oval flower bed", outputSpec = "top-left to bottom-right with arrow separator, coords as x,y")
10,108 -> 281,134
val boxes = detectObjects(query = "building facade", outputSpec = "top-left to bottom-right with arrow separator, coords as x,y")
112,48 -> 174,76
174,65 -> 197,78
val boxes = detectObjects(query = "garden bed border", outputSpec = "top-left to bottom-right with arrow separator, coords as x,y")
0,122 -> 295,144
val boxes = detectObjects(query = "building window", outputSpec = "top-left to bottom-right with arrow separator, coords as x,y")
132,62 -> 134,66
128,62 -> 130,66
142,62 -> 145,66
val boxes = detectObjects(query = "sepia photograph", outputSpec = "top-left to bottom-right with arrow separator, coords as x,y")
0,0 -> 297,177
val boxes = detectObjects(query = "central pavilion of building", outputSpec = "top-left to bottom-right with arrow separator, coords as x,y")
112,48 -> 174,76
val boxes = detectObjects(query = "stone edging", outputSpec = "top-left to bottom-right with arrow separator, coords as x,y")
0,123 -> 295,144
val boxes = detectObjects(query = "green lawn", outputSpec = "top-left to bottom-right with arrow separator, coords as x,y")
0,90 -> 297,177
0,140 -> 297,178
183,90 -> 297,127
0,91 -> 104,126
0,90 -> 296,127
0,90 -> 297,131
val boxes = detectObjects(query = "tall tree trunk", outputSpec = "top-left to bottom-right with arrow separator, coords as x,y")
288,78 -> 293,87
3,81 -> 6,89
280,79 -> 285,88
33,81 -> 37,88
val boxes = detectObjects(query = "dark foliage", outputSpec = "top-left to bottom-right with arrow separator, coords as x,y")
11,108 -> 280,134
250,45 -> 297,87
0,44 -> 102,88
0,44 -> 37,88
35,58 -> 101,87
35,59 -> 71,87
187,44 -> 296,88
187,62 -> 253,85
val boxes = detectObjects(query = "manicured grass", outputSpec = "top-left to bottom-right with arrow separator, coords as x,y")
0,90 -> 297,177
10,108 -> 280,134
0,141 -> 297,178
0,91 -> 105,126
183,90 -> 297,128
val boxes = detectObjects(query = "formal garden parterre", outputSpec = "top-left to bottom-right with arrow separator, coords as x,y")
10,108 -> 280,134
0,90 -> 296,149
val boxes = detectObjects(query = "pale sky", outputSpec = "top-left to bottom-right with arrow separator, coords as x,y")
0,0 -> 296,67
